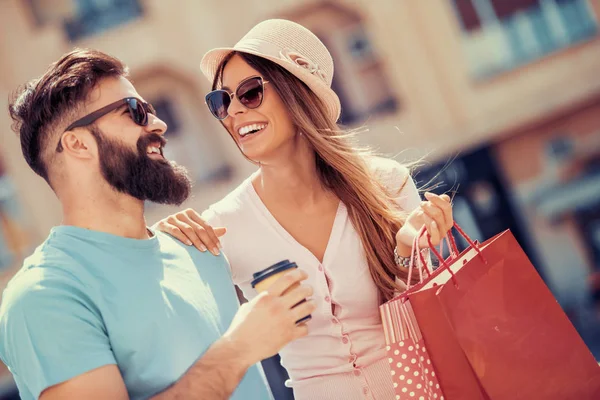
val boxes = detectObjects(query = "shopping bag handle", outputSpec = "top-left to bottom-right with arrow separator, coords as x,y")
406,226 -> 427,290
435,231 -> 459,262
406,222 -> 486,290
427,222 -> 487,271
445,230 -> 459,258
406,226 -> 458,289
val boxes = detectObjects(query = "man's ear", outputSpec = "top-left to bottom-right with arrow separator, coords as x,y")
60,129 -> 96,160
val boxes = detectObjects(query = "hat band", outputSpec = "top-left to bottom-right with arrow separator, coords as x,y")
234,38 -> 282,58
234,39 -> 329,85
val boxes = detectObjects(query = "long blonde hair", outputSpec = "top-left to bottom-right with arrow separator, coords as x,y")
213,52 -> 414,302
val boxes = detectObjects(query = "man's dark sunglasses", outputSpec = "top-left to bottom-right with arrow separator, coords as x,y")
58,97 -> 155,151
205,76 -> 269,120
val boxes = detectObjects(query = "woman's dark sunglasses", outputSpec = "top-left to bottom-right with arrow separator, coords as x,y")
58,97 -> 155,151
205,76 -> 269,120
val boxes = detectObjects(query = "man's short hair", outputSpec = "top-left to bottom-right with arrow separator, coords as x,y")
8,49 -> 128,183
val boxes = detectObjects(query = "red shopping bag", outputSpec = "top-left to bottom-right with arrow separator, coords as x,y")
407,225 -> 600,400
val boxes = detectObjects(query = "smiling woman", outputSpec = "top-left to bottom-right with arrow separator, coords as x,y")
156,19 -> 455,400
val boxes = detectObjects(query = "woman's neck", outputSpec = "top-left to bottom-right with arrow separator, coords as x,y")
253,140 -> 330,208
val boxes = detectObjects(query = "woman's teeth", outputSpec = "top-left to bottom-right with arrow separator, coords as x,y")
238,123 -> 267,137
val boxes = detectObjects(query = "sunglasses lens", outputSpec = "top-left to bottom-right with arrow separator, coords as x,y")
128,98 -> 148,126
206,91 -> 231,120
237,78 -> 264,109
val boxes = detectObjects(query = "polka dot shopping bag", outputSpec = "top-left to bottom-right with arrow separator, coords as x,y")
379,227 -> 445,400
381,299 -> 444,400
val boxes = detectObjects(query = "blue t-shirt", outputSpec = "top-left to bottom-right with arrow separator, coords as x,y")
0,226 -> 272,400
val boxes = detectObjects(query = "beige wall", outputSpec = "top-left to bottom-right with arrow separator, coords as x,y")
366,0 -> 600,152
1,0 -> 599,245
495,98 -> 600,185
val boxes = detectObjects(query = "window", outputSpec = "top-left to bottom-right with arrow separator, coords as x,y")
65,0 -> 143,40
546,136 -> 575,161
347,28 -> 376,64
451,0 -> 598,78
29,0 -> 143,40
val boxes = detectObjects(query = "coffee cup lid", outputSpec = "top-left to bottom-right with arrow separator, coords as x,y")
251,260 -> 297,288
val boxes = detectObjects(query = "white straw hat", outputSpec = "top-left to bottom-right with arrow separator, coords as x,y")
200,19 -> 341,122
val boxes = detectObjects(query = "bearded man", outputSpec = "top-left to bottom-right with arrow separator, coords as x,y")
0,49 -> 314,400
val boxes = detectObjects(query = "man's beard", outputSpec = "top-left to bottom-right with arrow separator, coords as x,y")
91,127 -> 192,205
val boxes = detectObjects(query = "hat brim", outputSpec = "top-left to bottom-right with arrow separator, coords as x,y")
200,47 -> 341,122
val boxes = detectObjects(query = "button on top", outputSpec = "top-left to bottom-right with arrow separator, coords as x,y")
318,265 -> 323,272
342,336 -> 349,344
353,369 -> 361,377
363,387 -> 369,395
325,296 -> 331,302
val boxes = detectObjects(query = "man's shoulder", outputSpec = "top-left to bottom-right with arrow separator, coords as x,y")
155,230 -> 230,269
4,260 -> 81,310
1,238 -> 88,314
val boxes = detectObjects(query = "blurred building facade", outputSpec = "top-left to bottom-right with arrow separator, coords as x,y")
0,0 -> 599,398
